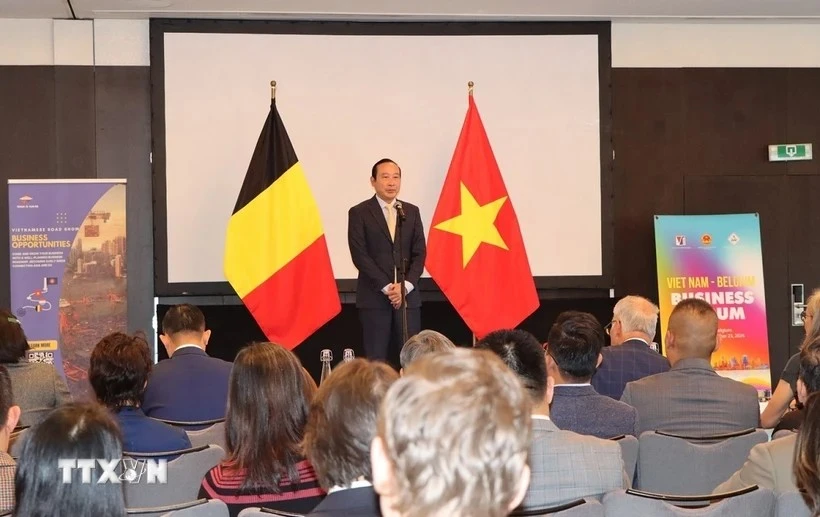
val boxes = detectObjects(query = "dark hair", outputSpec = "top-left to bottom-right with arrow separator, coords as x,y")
400,330 -> 456,369
0,309 -> 30,363
546,311 -> 605,381
796,392 -> 820,513
0,365 -> 13,425
800,338 -> 820,395
475,329 -> 547,404
304,359 -> 398,489
371,158 -> 401,179
89,332 -> 152,410
225,342 -> 316,493
14,402 -> 125,517
161,304 -> 206,336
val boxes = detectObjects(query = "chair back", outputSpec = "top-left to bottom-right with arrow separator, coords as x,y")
122,444 -> 224,509
603,486 -> 775,516
185,421 -> 227,452
775,491 -> 811,517
237,508 -> 305,517
636,429 -> 767,494
126,498 -> 227,517
610,434 -> 638,484
510,499 -> 604,516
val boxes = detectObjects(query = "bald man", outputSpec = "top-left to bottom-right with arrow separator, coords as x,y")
620,299 -> 760,436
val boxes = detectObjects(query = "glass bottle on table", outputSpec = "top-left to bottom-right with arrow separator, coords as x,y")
320,349 -> 333,384
343,348 -> 355,363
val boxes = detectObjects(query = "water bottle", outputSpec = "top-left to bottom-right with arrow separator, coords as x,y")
320,349 -> 333,384
343,348 -> 355,363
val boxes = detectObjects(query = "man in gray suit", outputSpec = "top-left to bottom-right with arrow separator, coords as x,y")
476,329 -> 628,509
713,339 -> 820,493
621,299 -> 760,436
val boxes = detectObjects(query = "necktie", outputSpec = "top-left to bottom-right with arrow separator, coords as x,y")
386,203 -> 396,241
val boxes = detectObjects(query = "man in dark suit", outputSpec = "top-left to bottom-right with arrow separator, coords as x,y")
142,304 -> 232,424
304,359 -> 399,516
591,295 -> 670,399
348,159 -> 426,365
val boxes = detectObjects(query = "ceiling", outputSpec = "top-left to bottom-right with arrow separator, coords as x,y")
4,0 -> 820,20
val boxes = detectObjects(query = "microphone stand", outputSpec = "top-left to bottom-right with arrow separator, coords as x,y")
394,204 -> 409,345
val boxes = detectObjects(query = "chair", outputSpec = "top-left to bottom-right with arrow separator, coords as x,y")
775,491 -> 811,517
237,509 -> 305,517
603,485 -> 775,516
127,499 -> 227,517
636,428 -> 768,494
122,444 -> 224,509
772,429 -> 796,440
9,427 -> 28,458
185,421 -> 227,452
610,434 -> 638,485
154,418 -> 225,430
510,498 -> 604,516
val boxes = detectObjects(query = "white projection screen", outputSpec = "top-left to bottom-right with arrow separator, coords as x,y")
152,21 -> 613,295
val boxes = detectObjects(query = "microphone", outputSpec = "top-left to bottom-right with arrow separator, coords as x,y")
394,201 -> 406,221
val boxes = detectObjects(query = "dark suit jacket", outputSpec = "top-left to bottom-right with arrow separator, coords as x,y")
591,339 -> 671,400
142,347 -> 233,423
550,385 -> 640,439
348,196 -> 426,309
306,486 -> 381,517
116,407 -> 192,454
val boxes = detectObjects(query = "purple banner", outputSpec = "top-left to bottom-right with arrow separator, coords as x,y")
8,180 -> 127,399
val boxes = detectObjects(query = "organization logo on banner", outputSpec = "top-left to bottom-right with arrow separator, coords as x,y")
675,235 -> 687,247
700,234 -> 713,246
728,233 -> 740,245
16,195 -> 38,209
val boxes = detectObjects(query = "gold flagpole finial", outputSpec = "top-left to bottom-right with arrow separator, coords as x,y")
270,81 -> 277,100
467,81 -> 474,97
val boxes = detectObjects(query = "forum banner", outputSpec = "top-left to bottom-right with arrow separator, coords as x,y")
8,180 -> 127,399
654,214 -> 771,396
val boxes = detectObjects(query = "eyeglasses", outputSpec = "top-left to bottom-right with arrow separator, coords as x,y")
605,321 -> 615,336
801,310 -> 807,322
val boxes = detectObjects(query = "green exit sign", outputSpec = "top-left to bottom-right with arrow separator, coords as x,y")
769,143 -> 813,162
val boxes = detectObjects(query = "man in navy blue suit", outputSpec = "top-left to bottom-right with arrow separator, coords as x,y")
591,295 -> 670,400
348,159 -> 426,367
142,304 -> 232,423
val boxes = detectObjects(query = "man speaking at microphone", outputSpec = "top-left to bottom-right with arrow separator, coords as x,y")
348,158 -> 426,367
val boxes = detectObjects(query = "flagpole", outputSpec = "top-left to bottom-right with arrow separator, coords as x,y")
467,81 -> 474,97
270,80 -> 277,100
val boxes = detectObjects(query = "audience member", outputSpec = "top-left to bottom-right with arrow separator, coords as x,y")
143,304 -> 232,424
475,329 -> 628,509
89,332 -> 191,454
371,348 -> 531,517
715,338 -> 820,493
591,296 -> 670,399
0,310 -> 70,427
0,366 -> 19,513
199,342 -> 324,516
14,402 -> 126,517
796,391 -> 820,515
542,314 -> 639,438
398,330 -> 455,374
762,288 -> 820,428
304,359 -> 398,516
621,299 -> 760,435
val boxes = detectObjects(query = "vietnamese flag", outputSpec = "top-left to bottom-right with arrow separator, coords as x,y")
224,98 -> 341,349
426,94 -> 539,338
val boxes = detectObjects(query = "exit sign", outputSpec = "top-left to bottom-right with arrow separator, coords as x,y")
769,143 -> 813,162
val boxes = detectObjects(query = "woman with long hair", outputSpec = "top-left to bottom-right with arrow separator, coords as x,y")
199,342 -> 324,516
0,309 -> 70,427
795,392 -> 820,515
761,288 -> 820,429
14,402 -> 126,517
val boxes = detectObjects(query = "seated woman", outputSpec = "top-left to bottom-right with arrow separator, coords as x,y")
199,342 -> 324,516
14,402 -> 126,517
89,332 -> 191,454
0,310 -> 71,427
796,392 -> 820,515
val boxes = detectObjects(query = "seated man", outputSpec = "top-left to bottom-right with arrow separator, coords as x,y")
371,348 -> 531,517
143,304 -> 232,423
477,329 -> 628,509
90,332 -> 191,454
621,299 -> 760,435
713,339 -> 820,493
592,295 -> 670,399
304,359 -> 399,516
542,314 -> 639,438
0,365 -> 20,513
398,329 -> 455,375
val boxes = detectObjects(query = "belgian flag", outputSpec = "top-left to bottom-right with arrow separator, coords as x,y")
224,99 -> 340,349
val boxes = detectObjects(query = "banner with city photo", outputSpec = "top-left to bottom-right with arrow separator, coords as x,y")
8,179 -> 127,399
654,214 -> 772,398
